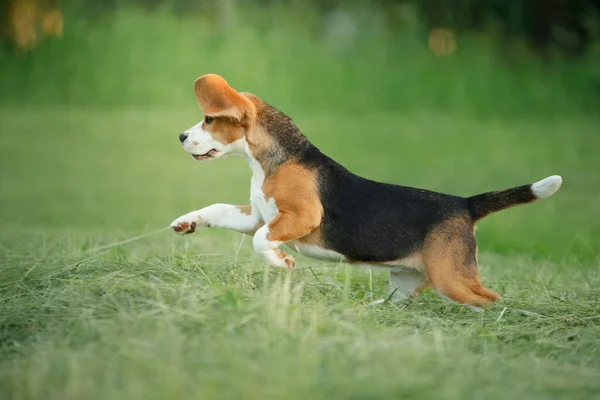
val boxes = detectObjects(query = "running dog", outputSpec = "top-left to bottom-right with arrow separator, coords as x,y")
170,74 -> 562,310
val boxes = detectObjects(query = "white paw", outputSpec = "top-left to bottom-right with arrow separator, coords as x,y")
264,249 -> 296,269
170,212 -> 203,235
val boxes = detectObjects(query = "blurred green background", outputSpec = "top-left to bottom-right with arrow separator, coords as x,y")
1,1 -> 600,399
2,0 -> 600,116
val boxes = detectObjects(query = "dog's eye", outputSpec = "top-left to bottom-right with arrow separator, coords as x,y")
204,116 -> 213,124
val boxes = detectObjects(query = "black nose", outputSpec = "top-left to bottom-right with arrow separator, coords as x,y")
179,132 -> 188,143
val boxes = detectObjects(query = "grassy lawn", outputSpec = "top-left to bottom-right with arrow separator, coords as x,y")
0,106 -> 599,399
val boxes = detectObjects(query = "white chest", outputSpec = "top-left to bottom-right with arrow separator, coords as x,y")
248,158 -> 278,223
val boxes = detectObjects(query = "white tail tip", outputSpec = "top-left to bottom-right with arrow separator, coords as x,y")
531,175 -> 562,199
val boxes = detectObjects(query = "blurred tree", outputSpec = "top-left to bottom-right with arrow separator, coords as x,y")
525,0 -> 592,59
1,0 -> 62,52
416,0 -> 600,59
70,0 -> 117,21
1,0 -> 599,60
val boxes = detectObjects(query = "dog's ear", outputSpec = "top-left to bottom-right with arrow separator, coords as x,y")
193,74 -> 251,122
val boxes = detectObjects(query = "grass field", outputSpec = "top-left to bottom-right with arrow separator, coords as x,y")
0,105 -> 599,399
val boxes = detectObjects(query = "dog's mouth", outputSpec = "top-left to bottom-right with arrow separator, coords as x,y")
192,149 -> 219,161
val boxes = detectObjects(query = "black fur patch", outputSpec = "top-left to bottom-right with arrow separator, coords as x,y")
307,153 -> 468,262
467,185 -> 536,221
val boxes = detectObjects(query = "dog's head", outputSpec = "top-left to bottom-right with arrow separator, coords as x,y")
178,74 -> 256,162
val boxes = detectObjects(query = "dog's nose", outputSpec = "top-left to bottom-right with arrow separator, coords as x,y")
179,132 -> 188,143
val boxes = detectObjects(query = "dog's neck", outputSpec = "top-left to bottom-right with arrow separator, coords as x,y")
244,104 -> 315,176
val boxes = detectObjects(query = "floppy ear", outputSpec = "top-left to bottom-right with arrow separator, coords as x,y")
193,74 -> 251,122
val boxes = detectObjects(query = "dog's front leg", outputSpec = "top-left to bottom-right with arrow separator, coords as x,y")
170,204 -> 263,235
252,211 -> 319,269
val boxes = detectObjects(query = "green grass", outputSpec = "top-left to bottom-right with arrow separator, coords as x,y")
0,106 -> 599,399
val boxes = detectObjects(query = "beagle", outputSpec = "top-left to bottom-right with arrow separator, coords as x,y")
170,74 -> 562,310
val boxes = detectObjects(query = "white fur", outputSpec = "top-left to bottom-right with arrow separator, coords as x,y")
388,268 -> 427,301
245,150 -> 292,267
170,210 -> 203,233
248,156 -> 279,222
287,241 -> 345,262
169,204 -> 260,234
367,267 -> 427,306
253,225 -> 291,268
200,204 -> 259,232
181,120 -> 246,160
531,175 -> 562,199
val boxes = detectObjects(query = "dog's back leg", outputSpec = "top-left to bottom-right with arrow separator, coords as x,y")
422,217 -> 500,311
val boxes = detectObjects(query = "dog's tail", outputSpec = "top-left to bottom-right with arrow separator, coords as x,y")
467,175 -> 562,222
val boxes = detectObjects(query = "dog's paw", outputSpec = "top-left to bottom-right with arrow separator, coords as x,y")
269,249 -> 296,269
170,213 -> 203,235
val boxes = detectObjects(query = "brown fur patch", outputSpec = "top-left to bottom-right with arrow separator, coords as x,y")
194,74 -> 255,122
242,92 -> 313,175
263,162 -> 323,243
295,227 -> 325,246
202,116 -> 247,145
233,204 -> 263,235
422,214 -> 500,307
191,74 -> 262,149
245,125 -> 278,168
245,118 -> 279,168
236,205 -> 253,216
189,77 -> 291,165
